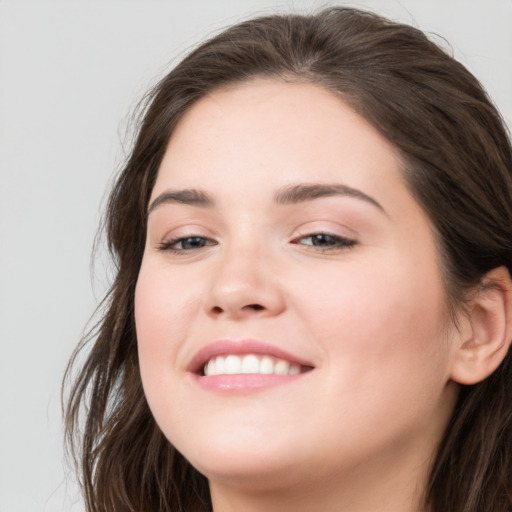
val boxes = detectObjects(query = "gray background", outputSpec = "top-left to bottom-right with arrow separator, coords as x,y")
1,1 -> 511,510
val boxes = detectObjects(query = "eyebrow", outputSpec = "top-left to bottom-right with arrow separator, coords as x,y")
147,182 -> 385,215
148,188 -> 214,215
274,183 -> 385,213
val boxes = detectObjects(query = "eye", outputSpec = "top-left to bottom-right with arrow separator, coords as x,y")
158,235 -> 217,253
293,233 -> 357,251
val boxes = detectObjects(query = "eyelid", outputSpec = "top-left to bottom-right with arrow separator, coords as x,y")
154,222 -> 215,241
291,220 -> 358,239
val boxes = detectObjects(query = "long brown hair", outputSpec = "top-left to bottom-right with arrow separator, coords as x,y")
64,7 -> 512,511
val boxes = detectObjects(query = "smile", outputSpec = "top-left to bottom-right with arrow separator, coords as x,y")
203,354 -> 306,376
188,339 -> 314,392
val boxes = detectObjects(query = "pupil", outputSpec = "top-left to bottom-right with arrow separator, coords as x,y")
312,234 -> 333,246
184,237 -> 204,249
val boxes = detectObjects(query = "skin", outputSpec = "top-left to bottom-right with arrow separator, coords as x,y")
135,79 -> 464,512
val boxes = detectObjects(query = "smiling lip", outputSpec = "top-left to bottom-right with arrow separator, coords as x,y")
187,339 -> 313,374
187,339 -> 313,392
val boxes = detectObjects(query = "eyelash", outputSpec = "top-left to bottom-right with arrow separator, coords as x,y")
157,232 -> 357,254
292,233 -> 357,251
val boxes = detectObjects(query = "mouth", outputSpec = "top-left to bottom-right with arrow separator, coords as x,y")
188,339 -> 314,384
202,354 -> 310,377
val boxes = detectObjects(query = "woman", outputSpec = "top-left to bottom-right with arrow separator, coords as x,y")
65,7 -> 512,512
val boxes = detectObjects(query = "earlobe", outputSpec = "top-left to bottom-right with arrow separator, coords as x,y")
450,266 -> 512,385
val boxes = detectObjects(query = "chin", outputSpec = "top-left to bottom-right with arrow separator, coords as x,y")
176,432 -> 304,488
193,457 -> 302,492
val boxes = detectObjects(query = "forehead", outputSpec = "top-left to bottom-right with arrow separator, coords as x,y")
153,78 -> 406,210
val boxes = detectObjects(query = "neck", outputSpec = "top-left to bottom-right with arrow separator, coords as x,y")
209,448 -> 432,512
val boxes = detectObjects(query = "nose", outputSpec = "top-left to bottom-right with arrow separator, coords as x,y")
204,243 -> 286,320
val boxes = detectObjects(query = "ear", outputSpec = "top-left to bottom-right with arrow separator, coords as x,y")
450,266 -> 512,385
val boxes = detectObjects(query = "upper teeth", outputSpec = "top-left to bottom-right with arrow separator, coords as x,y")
204,354 -> 302,376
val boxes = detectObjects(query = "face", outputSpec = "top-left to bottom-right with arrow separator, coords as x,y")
135,80 -> 460,495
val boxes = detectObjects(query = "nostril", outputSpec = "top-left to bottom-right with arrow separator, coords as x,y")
209,303 -> 269,317
245,304 -> 265,311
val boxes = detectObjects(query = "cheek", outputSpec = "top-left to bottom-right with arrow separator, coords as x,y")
292,259 -> 455,445
135,271 -> 169,359
134,262 -> 197,393
134,267 -> 167,402
293,255 -> 451,380
135,261 -> 199,347
134,262 -> 202,434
